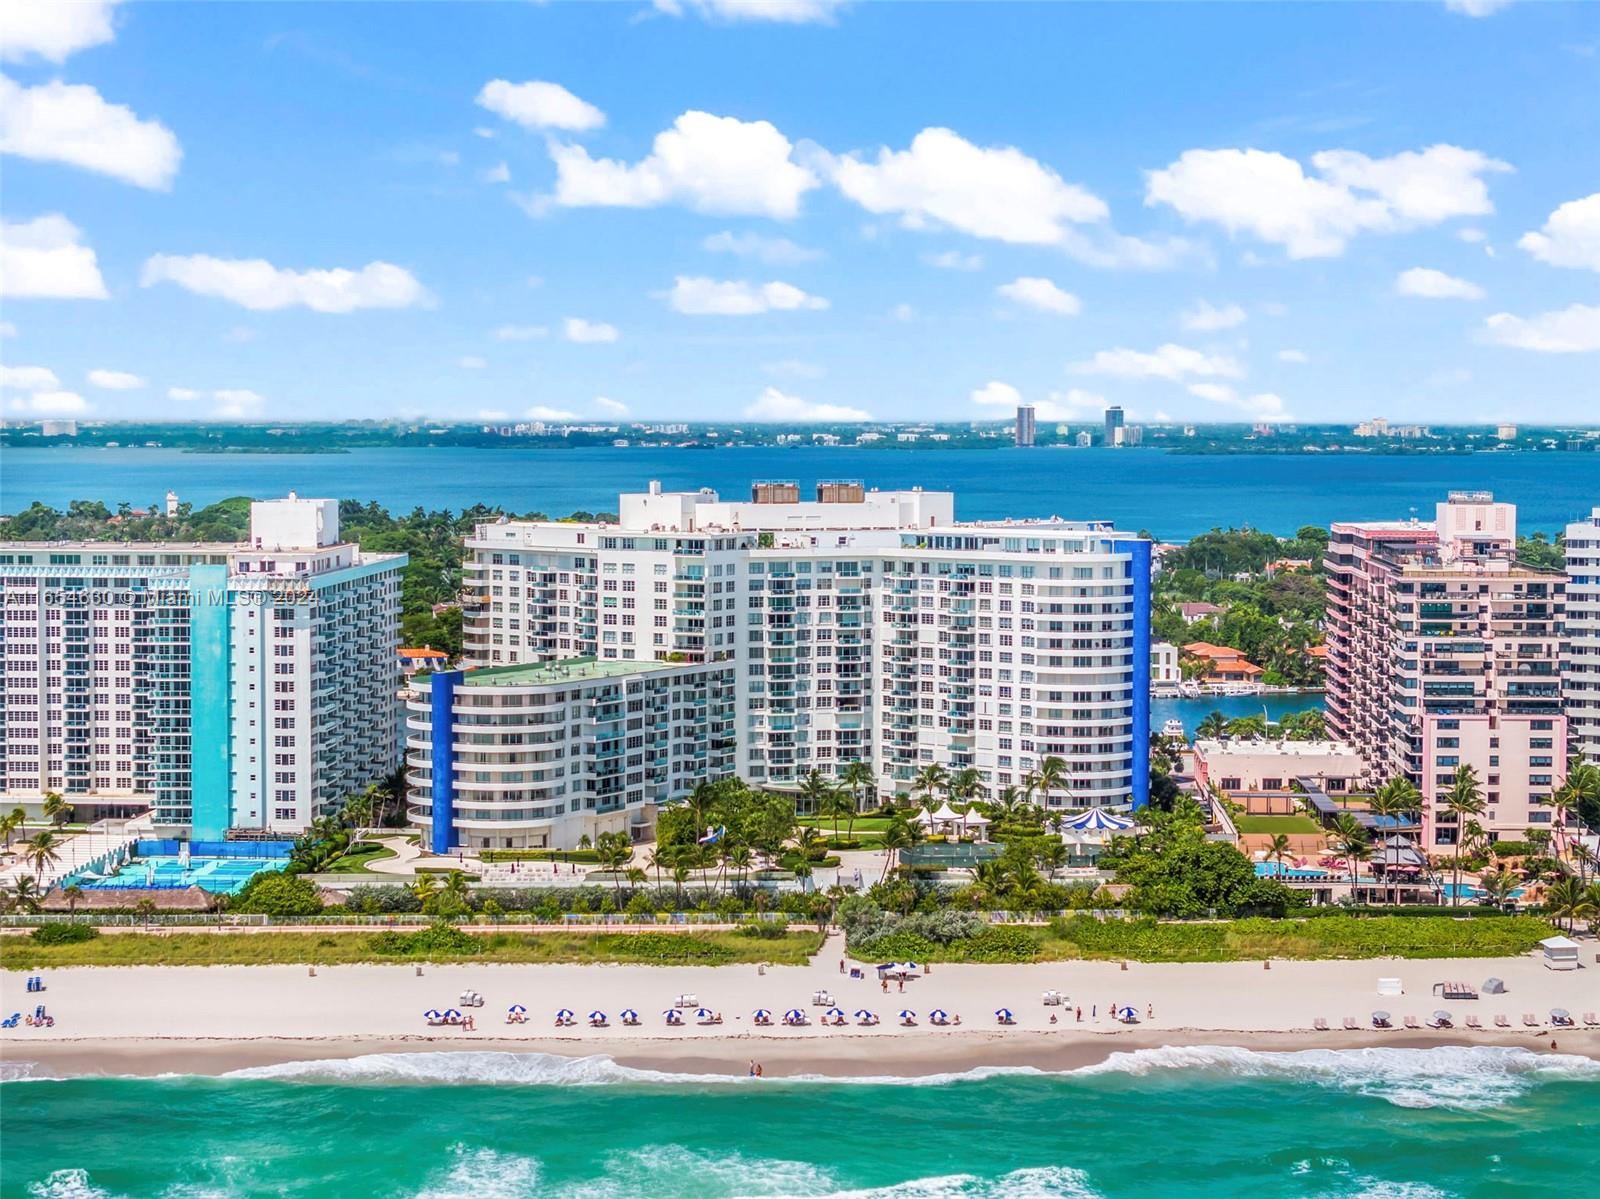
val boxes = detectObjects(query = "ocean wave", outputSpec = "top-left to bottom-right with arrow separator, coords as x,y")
26,1169 -> 122,1199
1074,1044 -> 1600,1109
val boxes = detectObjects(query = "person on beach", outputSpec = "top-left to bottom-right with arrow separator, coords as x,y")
1076,1007 -> 1083,1022
1147,1004 -> 1154,1021
839,959 -> 845,974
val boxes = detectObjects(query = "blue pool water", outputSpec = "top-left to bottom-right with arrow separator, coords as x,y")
75,855 -> 285,896
1254,863 -> 1331,880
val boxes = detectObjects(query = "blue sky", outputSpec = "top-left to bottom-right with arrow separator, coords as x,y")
1,0 -> 1597,426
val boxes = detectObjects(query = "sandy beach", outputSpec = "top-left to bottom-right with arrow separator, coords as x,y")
5,933 -> 1597,1077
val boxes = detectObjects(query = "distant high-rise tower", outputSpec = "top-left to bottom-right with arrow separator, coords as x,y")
1104,406 -> 1125,446
1015,405 -> 1036,448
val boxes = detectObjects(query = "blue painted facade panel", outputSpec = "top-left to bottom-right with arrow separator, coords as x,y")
1115,540 -> 1153,808
429,671 -> 462,853
187,565 -> 232,839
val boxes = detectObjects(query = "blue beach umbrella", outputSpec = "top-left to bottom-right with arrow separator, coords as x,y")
620,1008 -> 639,1021
443,1009 -> 462,1019
995,1008 -> 1013,1021
825,1007 -> 845,1018
784,1009 -> 804,1021
898,1010 -> 916,1019
930,1009 -> 949,1021
753,1008 -> 771,1019
555,1008 -> 573,1020
695,1008 -> 713,1019
424,1009 -> 442,1019
508,1004 -> 526,1014
589,1010 -> 607,1021
854,1009 -> 874,1020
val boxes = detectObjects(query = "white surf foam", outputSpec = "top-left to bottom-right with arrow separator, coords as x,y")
26,1170 -> 122,1199
411,1145 -> 544,1199
1073,1043 -> 1600,1109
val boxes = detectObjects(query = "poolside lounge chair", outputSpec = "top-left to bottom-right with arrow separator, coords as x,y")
1583,1013 -> 1598,1028
1404,1016 -> 1421,1030
1522,1013 -> 1540,1028
1313,1017 -> 1329,1031
1494,1014 -> 1510,1028
1342,1017 -> 1359,1031
1465,1015 -> 1482,1030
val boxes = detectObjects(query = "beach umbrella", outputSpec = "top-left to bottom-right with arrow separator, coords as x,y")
1431,1010 -> 1452,1024
508,1004 -> 526,1014
1551,1008 -> 1571,1022
753,1008 -> 771,1019
1118,1006 -> 1137,1021
898,1010 -> 916,1019
695,1008 -> 713,1019
1372,1011 -> 1391,1024
995,1008 -> 1013,1020
892,962 -> 919,975
424,1009 -> 442,1018
825,1007 -> 845,1018
589,1010 -> 607,1021
443,1009 -> 462,1019
784,1009 -> 804,1021
555,1008 -> 574,1020
663,1009 -> 683,1022
930,1009 -> 949,1021
854,1009 -> 874,1019
620,1009 -> 639,1021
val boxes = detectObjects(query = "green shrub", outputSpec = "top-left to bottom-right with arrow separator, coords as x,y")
229,872 -> 324,918
960,925 -> 1039,963
736,920 -> 790,940
31,923 -> 99,945
587,933 -> 736,963
368,922 -> 484,957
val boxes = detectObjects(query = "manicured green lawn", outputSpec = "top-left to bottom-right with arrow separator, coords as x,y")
1,928 -> 826,969
321,843 -> 399,874
1235,814 -> 1322,834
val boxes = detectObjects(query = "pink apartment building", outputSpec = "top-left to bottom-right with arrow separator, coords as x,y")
1324,492 -> 1568,849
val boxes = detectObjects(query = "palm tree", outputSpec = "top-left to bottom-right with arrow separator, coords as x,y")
1266,833 -> 1292,878
1196,710 -> 1228,740
1329,814 -> 1369,893
22,831 -> 62,884
686,780 -> 718,843
878,818 -> 913,884
912,764 -> 948,810
1547,758 -> 1600,866
949,766 -> 985,805
1544,876 -> 1586,934
62,883 -> 85,916
439,869 -> 472,914
797,768 -> 835,819
0,810 -> 22,853
410,873 -> 439,908
42,791 -> 71,828
645,847 -> 666,890
1026,756 -> 1068,811
840,760 -> 876,826
1477,866 -> 1518,909
1442,764 -> 1486,907
9,876 -> 42,915
670,862 -> 691,909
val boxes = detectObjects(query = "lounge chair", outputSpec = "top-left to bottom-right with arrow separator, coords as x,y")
1465,1015 -> 1482,1030
1494,1014 -> 1510,1028
1404,1016 -> 1421,1030
1583,1013 -> 1598,1028
1522,1013 -> 1540,1028
1342,1017 -> 1359,1031
1313,1017 -> 1329,1031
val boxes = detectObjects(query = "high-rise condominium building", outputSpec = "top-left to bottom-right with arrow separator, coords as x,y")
1014,405 -> 1036,448
1564,506 -> 1600,765
1104,406 -> 1125,447
1323,492 -> 1568,847
0,496 -> 405,837
462,481 -> 1150,818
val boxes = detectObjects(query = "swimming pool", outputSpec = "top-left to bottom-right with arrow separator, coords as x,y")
1253,863 -> 1332,880
1438,882 -> 1527,901
73,855 -> 286,896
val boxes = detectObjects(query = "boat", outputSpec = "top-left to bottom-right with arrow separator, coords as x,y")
1160,718 -> 1187,741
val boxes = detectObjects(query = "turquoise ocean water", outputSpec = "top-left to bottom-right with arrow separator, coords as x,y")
3,1047 -> 1596,1197
3,446 -> 1596,537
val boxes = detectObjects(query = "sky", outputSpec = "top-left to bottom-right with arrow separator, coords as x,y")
1,0 -> 1597,427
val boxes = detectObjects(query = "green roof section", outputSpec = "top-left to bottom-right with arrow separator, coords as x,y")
450,655 -> 678,688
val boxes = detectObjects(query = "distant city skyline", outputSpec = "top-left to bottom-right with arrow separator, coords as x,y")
2,1 -> 1598,425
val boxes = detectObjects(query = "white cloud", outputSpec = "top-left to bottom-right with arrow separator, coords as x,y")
492,324 -> 548,341
140,254 -> 429,312
564,317 -> 619,343
481,161 -> 510,185
653,0 -> 849,23
924,249 -> 984,271
664,275 -> 828,315
476,409 -> 510,422
970,380 -> 1022,408
475,79 -> 605,132
167,387 -> 201,401
995,276 -> 1080,316
1146,144 -> 1510,258
473,126 -> 496,140
1519,192 -> 1600,272
1444,0 -> 1513,15
1036,388 -> 1104,421
0,214 -> 107,299
1395,266 -> 1485,299
87,368 -> 144,390
1276,348 -> 1310,364
833,127 -> 1106,245
0,364 -> 59,390
213,388 -> 264,418
526,404 -> 579,421
12,389 -> 88,414
744,385 -> 870,422
1187,383 -> 1291,419
1457,227 -> 1487,243
594,396 -> 629,416
549,111 -> 817,219
1181,300 -> 1248,331
1482,302 -> 1600,353
458,356 -> 487,370
701,229 -> 820,264
0,0 -> 119,63
0,74 -> 182,189
888,303 -> 914,322
1071,343 -> 1244,381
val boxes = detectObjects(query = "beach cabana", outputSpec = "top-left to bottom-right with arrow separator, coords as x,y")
931,801 -> 964,835
910,808 -> 936,830
1539,935 -> 1580,971
1060,808 -> 1136,833
959,808 -> 992,841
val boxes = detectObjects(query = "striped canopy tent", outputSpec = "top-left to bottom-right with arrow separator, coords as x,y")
1060,808 -> 1135,832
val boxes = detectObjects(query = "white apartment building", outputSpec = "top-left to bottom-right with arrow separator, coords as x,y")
1192,739 -> 1367,796
1151,641 -> 1180,685
405,657 -> 736,851
0,495 -> 405,838
462,481 -> 1151,811
1566,507 -> 1600,765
